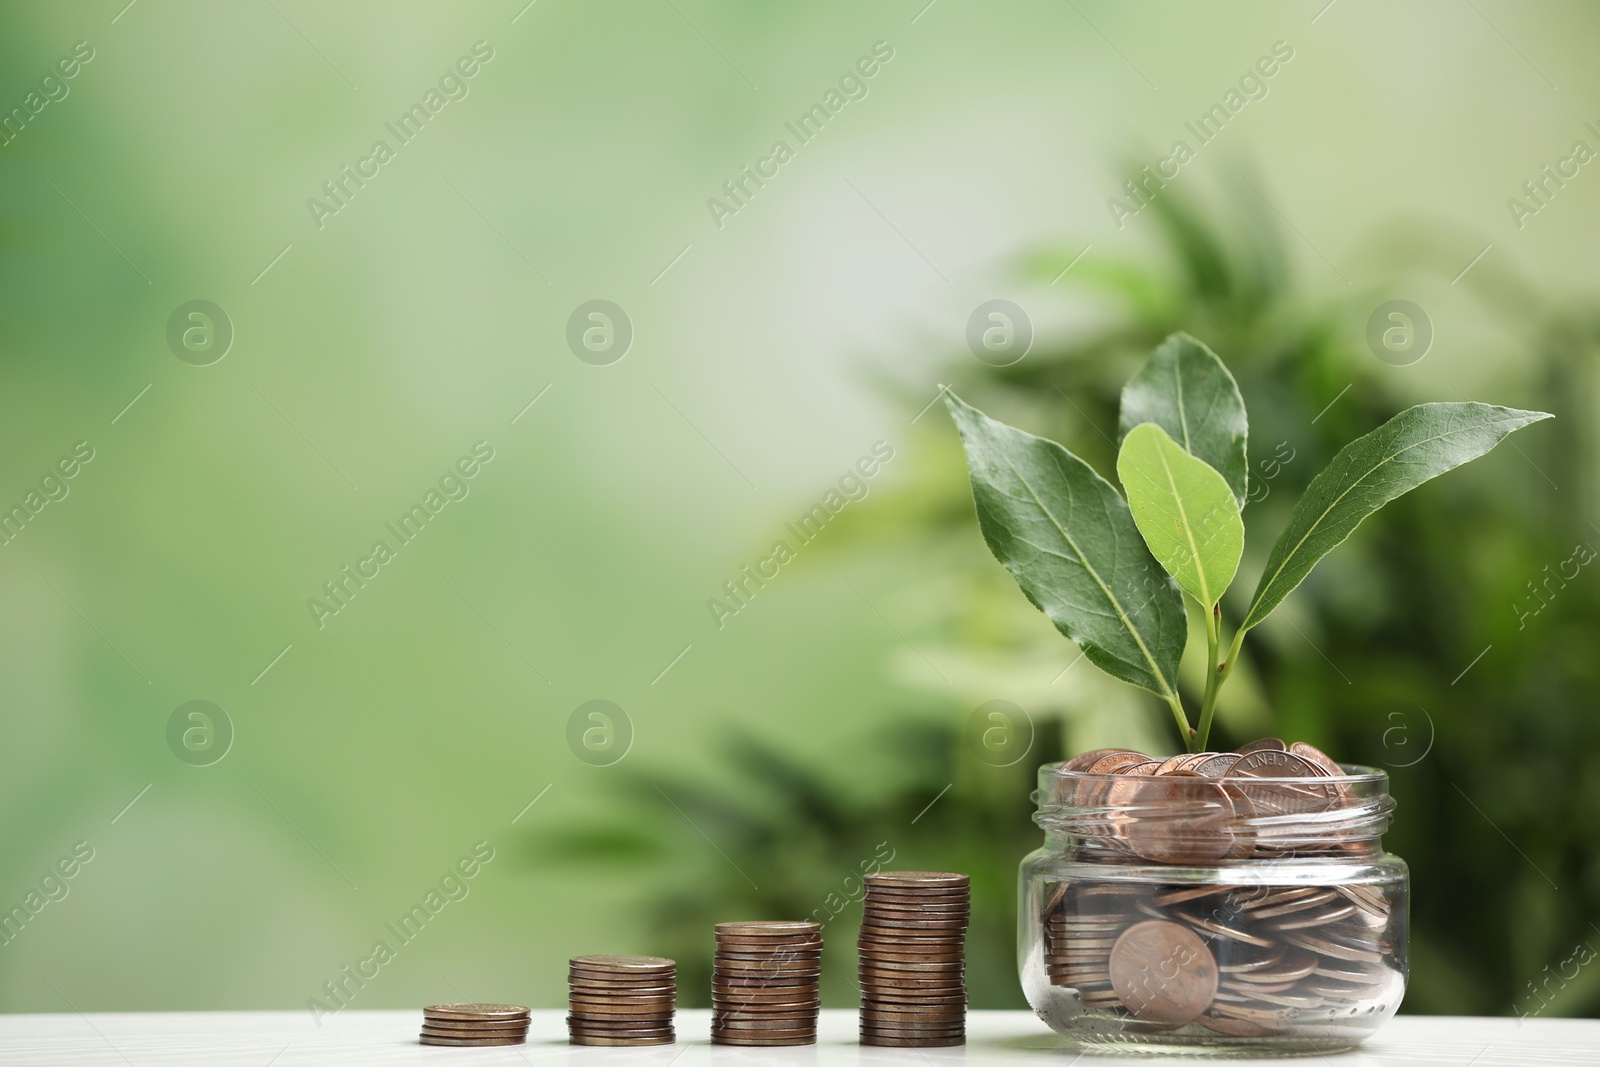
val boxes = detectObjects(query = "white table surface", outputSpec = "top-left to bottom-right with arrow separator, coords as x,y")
0,1009 -> 1594,1065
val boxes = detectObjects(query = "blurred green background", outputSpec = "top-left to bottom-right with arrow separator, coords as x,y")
1,0 -> 1596,1022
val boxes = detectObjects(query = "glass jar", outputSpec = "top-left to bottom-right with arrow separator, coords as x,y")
1018,761 -> 1407,1055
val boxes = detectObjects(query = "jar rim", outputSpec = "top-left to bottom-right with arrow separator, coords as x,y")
1039,761 -> 1389,788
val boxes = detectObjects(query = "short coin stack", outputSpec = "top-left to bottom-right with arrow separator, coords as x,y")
567,954 -> 676,1046
858,871 -> 970,1047
711,921 -> 822,1046
419,1003 -> 530,1047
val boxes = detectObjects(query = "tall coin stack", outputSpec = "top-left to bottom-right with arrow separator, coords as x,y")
567,954 -> 676,1046
420,1003 -> 530,1046
858,871 -> 970,1047
711,921 -> 822,1046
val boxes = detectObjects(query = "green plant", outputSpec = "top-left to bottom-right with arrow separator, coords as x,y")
946,333 -> 1552,753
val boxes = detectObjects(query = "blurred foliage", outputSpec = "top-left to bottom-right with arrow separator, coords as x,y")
539,180 -> 1600,1018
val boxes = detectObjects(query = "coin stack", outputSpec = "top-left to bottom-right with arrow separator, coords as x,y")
858,871 -> 969,1047
567,954 -> 676,1046
419,1003 -> 530,1047
710,921 -> 822,1046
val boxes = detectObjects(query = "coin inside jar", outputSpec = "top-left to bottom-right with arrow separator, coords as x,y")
1106,771 -> 1237,864
1223,749 -> 1338,817
1108,920 -> 1219,1026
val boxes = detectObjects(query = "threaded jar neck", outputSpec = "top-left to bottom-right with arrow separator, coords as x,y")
1033,763 -> 1395,862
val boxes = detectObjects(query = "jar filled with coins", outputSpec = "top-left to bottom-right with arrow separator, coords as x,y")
1018,743 -> 1408,1054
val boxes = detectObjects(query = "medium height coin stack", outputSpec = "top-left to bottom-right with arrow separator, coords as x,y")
711,921 -> 822,1046
858,871 -> 970,1047
567,954 -> 676,1046
419,1003 -> 530,1047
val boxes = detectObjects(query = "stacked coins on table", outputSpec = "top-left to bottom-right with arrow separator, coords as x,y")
858,871 -> 970,1047
710,921 -> 822,1046
567,954 -> 676,1046
419,1003 -> 530,1046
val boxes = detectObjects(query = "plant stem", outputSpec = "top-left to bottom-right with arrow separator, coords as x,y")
1196,603 -> 1222,751
1217,624 -> 1247,690
1166,693 -> 1196,754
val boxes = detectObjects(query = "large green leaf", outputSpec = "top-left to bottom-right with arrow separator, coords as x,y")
1117,422 -> 1244,608
1119,332 -> 1249,506
946,393 -> 1187,700
1241,402 -> 1553,632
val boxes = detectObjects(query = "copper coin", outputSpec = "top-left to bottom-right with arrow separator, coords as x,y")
1115,760 -> 1164,776
421,1024 -> 531,1036
711,1036 -> 815,1046
710,979 -> 812,991
859,936 -> 966,949
571,954 -> 674,972
858,949 -> 965,963
865,891 -> 970,904
570,1034 -> 675,1046
423,1003 -> 529,1020
861,1036 -> 964,1047
861,918 -> 968,930
1236,738 -> 1286,754
866,871 -> 968,888
712,1013 -> 819,1026
1288,742 -> 1343,777
864,908 -> 960,921
714,980 -> 820,991
1224,749 -> 1338,815
858,960 -> 965,973
1108,920 -> 1219,1026
1061,748 -> 1138,772
569,1017 -> 674,1030
1086,751 -> 1156,775
568,1002 -> 676,1015
714,921 -> 820,937
1150,754 -> 1192,775
1190,753 -> 1241,777
860,926 -> 967,940
1106,771 -> 1237,864
568,969 -> 678,982
720,940 -> 832,959
569,967 -> 675,983
421,1034 -> 528,1046
861,1008 -> 966,1022
860,1026 -> 967,1038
